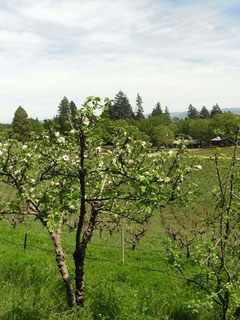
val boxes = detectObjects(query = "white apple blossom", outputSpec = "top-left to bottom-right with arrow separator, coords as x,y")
55,132 -> 60,137
58,137 -> 65,144
62,155 -> 69,162
83,118 -> 90,126
22,145 -> 27,150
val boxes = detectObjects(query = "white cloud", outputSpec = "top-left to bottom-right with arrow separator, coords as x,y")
0,0 -> 240,122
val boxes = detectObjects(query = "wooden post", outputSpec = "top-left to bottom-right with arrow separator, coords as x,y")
24,232 -> 28,250
120,224 -> 125,264
99,226 -> 103,239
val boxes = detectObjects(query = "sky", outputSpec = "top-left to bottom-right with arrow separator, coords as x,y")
0,0 -> 240,123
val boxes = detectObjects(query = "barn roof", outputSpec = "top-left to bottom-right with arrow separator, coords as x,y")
211,136 -> 222,141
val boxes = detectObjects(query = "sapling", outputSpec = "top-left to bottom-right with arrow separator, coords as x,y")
0,97 -> 196,308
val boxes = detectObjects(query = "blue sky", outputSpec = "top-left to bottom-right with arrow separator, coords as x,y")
0,0 -> 240,122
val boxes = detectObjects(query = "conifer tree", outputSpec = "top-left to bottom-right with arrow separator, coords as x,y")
135,93 -> 144,119
199,106 -> 210,119
57,97 -> 71,133
70,101 -> 77,118
164,106 -> 170,118
151,102 -> 163,117
109,91 -> 133,120
69,101 -> 78,125
210,103 -> 222,117
12,106 -> 31,141
187,104 -> 199,119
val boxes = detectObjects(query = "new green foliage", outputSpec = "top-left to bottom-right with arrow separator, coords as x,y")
0,97 -> 196,310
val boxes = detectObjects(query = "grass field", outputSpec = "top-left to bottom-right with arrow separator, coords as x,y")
186,146 -> 240,158
0,156 -> 231,319
151,146 -> 240,159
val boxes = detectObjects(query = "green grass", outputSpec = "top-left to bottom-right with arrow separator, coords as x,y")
151,146 -> 240,159
0,219 -> 215,320
186,146 -> 240,158
0,158 -> 229,319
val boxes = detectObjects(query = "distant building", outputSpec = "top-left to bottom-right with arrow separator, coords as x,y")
211,136 -> 224,146
173,138 -> 200,148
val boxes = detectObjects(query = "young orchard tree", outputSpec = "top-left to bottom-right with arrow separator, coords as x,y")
0,97 -> 196,309
125,224 -> 148,251
165,131 -> 240,320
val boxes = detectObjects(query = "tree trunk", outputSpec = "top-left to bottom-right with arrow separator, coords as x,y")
74,206 -> 99,306
50,224 -> 75,307
222,305 -> 228,320
73,244 -> 86,306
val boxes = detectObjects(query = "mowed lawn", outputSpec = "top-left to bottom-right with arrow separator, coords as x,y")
0,157 -> 231,319
187,146 -> 240,158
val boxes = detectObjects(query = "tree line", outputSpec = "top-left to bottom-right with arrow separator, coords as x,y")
2,91 -> 240,147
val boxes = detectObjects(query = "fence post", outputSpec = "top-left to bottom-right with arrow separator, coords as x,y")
120,224 -> 125,264
24,232 -> 28,250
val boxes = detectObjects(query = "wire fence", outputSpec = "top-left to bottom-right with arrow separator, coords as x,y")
0,235 -> 172,275
89,241 -> 167,254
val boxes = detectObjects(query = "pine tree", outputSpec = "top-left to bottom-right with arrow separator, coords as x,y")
70,101 -> 78,125
57,97 -> 71,133
12,106 -> 31,141
151,102 -> 163,117
109,91 -> 133,120
210,103 -> 222,117
199,106 -> 210,119
164,106 -> 170,118
70,101 -> 77,118
187,104 -> 199,119
135,94 -> 144,119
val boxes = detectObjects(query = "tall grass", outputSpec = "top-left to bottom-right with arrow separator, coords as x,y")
0,158 -> 226,319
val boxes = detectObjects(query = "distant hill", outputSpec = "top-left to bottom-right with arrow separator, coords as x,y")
170,108 -> 240,119
170,111 -> 187,119
222,108 -> 240,114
